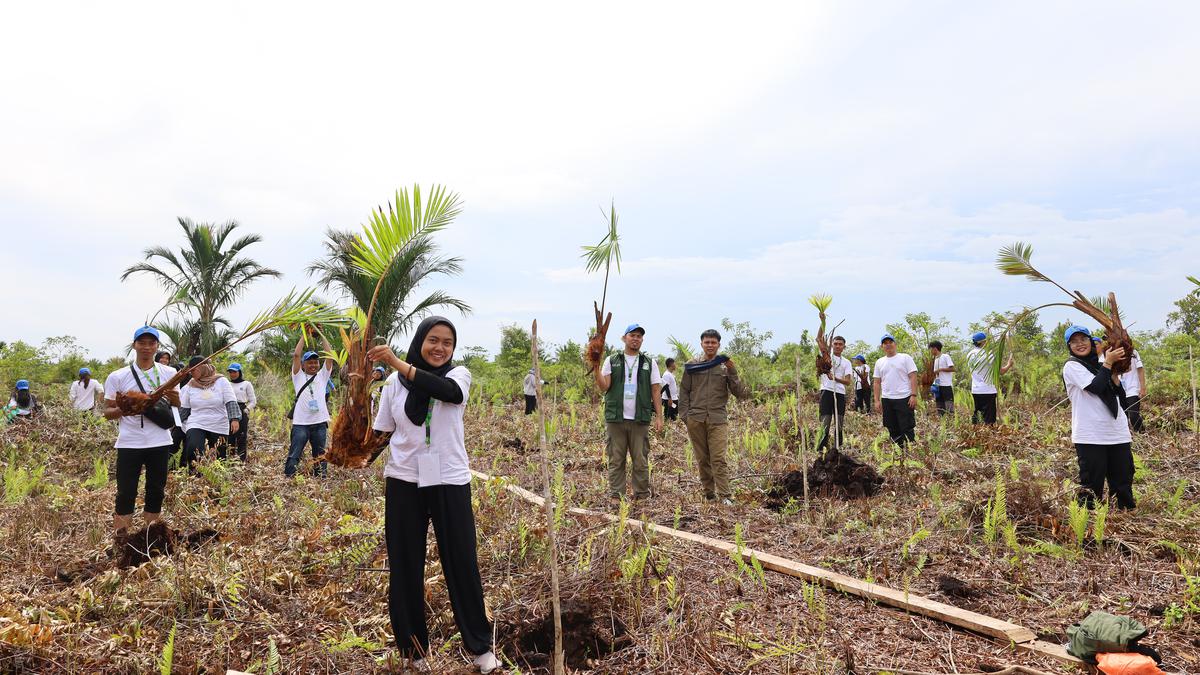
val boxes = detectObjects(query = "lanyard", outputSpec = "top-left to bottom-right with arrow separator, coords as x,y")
626,355 -> 637,382
142,365 -> 162,389
424,404 -> 434,446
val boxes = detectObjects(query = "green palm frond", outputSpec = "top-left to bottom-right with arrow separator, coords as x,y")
349,185 -> 462,279
1188,275 -> 1199,289
580,202 -> 622,274
241,288 -> 348,340
995,242 -> 1050,282
667,335 -> 694,362
807,293 -> 833,313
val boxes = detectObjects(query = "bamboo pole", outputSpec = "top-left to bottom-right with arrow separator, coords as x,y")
795,353 -> 808,510
1191,345 -> 1198,435
530,320 -> 564,675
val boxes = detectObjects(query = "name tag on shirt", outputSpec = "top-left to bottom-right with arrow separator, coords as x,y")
417,452 -> 441,487
307,399 -> 320,412
623,381 -> 637,401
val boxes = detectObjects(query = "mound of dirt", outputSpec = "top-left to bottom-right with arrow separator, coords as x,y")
504,599 -> 630,671
115,522 -> 222,568
501,436 -> 527,452
765,452 -> 883,509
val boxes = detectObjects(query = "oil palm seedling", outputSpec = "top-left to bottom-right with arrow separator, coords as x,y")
324,185 -> 464,469
995,241 -> 1135,375
114,288 -> 348,415
581,202 -> 621,372
808,293 -> 836,377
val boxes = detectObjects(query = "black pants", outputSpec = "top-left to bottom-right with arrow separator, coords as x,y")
881,397 -> 916,446
229,403 -> 249,460
1075,442 -> 1136,509
935,385 -> 954,414
662,401 -> 678,421
184,428 -> 226,467
854,389 -> 871,413
385,479 -> 492,658
170,426 -> 185,457
115,445 -> 171,515
524,395 -> 537,415
816,391 -> 846,454
972,393 -> 998,425
1125,395 -> 1144,433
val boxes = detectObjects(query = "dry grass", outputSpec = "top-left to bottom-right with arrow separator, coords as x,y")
1,387 -> 1198,673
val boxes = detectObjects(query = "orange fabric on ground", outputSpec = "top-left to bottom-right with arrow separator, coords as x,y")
1096,652 -> 1165,675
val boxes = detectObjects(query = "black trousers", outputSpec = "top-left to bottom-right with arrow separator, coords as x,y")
1075,442 -> 1136,509
662,401 -> 678,421
115,445 -> 171,515
524,395 -> 537,415
935,385 -> 954,414
972,393 -> 998,425
1125,395 -> 1144,433
385,479 -> 492,658
881,397 -> 916,446
816,391 -> 846,454
184,428 -> 226,467
854,389 -> 871,413
228,403 -> 249,460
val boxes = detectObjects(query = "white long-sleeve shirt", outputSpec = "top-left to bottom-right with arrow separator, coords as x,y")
230,380 -> 257,409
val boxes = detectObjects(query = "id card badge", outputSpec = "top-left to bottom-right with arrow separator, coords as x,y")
417,452 -> 441,487
307,399 -> 320,412
623,381 -> 637,402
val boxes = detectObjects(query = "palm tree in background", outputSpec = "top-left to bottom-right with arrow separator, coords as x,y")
121,218 -> 281,356
306,226 -> 470,345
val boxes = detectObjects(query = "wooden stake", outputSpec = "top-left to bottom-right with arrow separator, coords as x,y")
1191,345 -> 1198,435
795,354 -> 809,510
531,320 -> 564,675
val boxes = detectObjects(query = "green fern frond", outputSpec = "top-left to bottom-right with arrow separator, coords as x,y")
157,622 -> 176,675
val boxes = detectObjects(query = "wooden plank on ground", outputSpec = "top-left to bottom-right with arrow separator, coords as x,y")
471,470 -> 1082,666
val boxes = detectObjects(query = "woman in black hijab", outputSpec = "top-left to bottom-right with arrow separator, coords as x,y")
366,317 -> 499,673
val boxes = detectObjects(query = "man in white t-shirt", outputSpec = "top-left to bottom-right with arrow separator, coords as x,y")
928,341 -> 955,416
1120,350 -> 1146,433
70,367 -> 102,412
594,323 -> 663,502
660,358 -> 679,422
286,334 -> 334,477
872,334 -> 918,446
817,336 -> 853,457
102,325 -> 181,537
966,332 -> 1013,425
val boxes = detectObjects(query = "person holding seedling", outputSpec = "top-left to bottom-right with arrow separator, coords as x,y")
873,335 -> 918,446
679,328 -> 749,504
594,323 -> 663,503
928,341 -> 955,416
661,357 -> 679,422
966,332 -> 1012,425
70,368 -> 102,412
286,332 -> 334,477
816,336 -> 853,457
226,363 -> 256,461
102,326 -> 181,539
367,317 -> 500,674
1120,349 -> 1146,433
180,356 -> 240,466
1062,325 -> 1135,509
852,354 -> 872,413
522,368 -> 541,415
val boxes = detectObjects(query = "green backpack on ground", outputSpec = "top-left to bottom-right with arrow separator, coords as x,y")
1066,611 -> 1149,663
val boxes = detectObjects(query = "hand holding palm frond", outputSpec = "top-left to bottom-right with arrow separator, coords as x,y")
582,203 -> 621,372
995,241 -> 1135,374
809,293 -> 833,376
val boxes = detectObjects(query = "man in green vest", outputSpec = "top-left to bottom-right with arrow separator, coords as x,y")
678,328 -> 750,505
594,323 -> 663,503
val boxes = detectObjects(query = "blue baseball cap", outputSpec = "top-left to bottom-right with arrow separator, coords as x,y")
227,363 -> 242,372
133,325 -> 160,342
970,332 -> 987,344
15,380 -> 29,390
880,334 -> 896,344
1063,325 -> 1092,344
302,351 -> 320,361
374,366 -> 386,374
853,354 -> 866,362
624,323 -> 645,336
1092,336 -> 1101,344
79,367 -> 91,376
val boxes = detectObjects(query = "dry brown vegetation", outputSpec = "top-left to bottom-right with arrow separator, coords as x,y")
2,386 -> 1198,673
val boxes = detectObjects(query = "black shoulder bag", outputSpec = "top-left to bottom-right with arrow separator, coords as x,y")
130,365 -> 176,430
286,373 -> 319,420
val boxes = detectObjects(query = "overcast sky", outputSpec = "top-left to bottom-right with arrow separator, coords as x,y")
3,1 -> 1198,360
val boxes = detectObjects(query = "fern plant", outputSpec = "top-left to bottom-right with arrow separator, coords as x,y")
1068,499 -> 1090,548
157,622 -> 177,675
